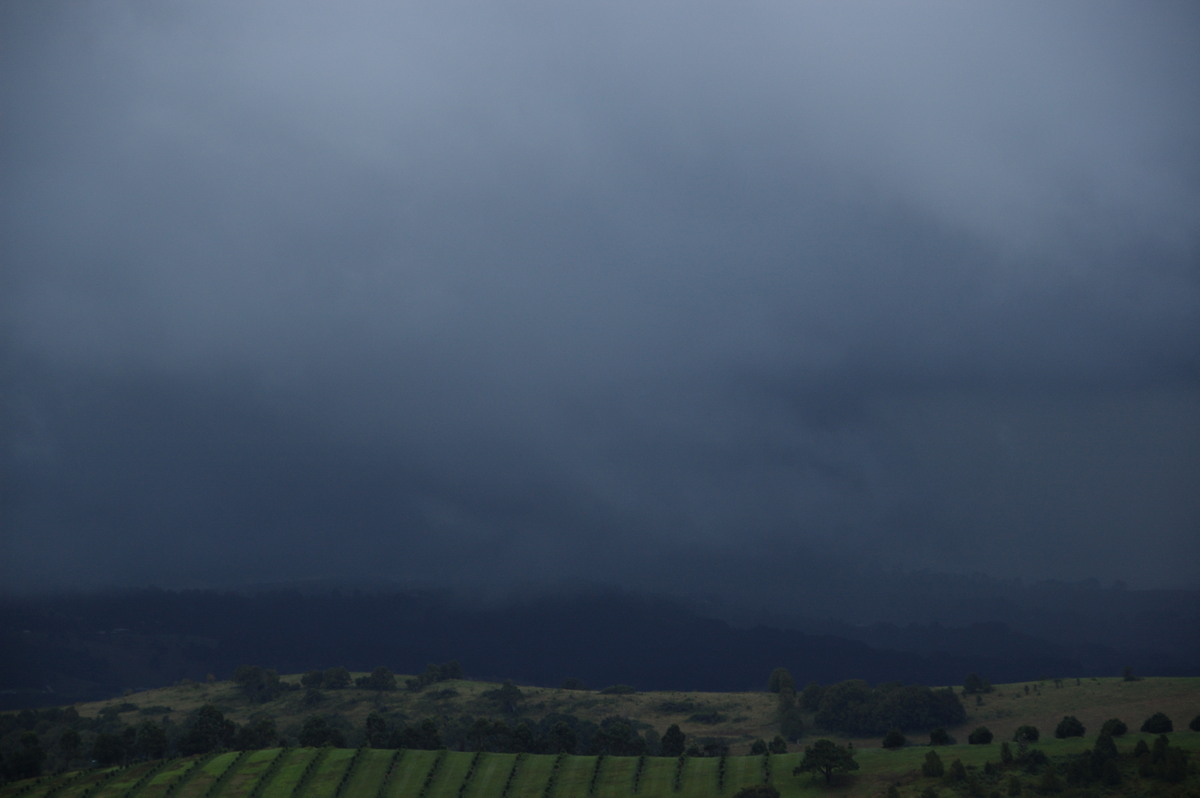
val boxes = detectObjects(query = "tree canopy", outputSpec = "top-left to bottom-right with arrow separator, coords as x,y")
795,739 -> 859,784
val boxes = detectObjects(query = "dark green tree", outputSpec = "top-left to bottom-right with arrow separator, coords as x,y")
179,705 -> 236,755
882,729 -> 906,749
767,667 -> 795,694
929,728 -> 952,746
968,726 -> 993,744
7,732 -> 46,779
1013,725 -> 1039,743
963,673 -> 992,694
323,667 -> 352,689
922,750 -> 944,777
59,728 -> 82,768
134,720 -> 167,760
1140,712 -> 1172,733
356,666 -> 397,691
1189,714 -> 1200,732
92,732 -> 126,766
768,735 -> 788,754
299,715 -> 346,747
750,738 -> 768,755
778,704 -> 805,742
235,717 -> 278,750
795,739 -> 858,784
1054,716 -> 1084,738
1100,717 -> 1127,736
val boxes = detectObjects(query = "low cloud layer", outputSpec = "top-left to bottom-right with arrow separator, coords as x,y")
3,2 -> 1198,596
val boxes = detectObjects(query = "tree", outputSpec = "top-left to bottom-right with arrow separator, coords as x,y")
59,728 -> 82,768
1100,717 -> 1127,736
882,729 -> 906,749
795,739 -> 859,784
750,738 -> 768,755
323,667 -> 352,689
235,717 -> 278,750
92,732 -> 126,767
233,665 -> 284,702
963,673 -> 992,694
1054,716 -> 1084,739
356,666 -> 397,691
778,704 -> 805,742
767,667 -> 795,694
1140,712 -> 1172,733
922,750 -> 944,777
1013,725 -> 1039,743
1189,714 -> 1200,732
134,720 -> 167,760
299,715 -> 346,748
768,735 -> 788,754
179,705 -> 236,755
968,726 -> 993,744
929,728 -> 952,746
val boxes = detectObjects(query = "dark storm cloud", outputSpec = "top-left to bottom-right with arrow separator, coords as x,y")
3,2 -> 1198,596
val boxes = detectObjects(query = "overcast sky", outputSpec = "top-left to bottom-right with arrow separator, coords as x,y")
3,1 -> 1198,599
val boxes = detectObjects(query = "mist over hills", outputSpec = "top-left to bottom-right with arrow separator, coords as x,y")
2,575 -> 1196,710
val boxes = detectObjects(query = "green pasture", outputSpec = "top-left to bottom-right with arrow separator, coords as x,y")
4,736 -> 1200,798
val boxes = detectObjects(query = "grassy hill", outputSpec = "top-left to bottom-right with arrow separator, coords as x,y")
2,675 -> 1197,797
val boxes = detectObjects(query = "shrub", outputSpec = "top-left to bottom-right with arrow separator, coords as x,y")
968,726 -> 993,744
1013,725 -> 1039,743
1189,714 -> 1200,732
599,684 -> 636,695
1054,716 -> 1084,739
1140,712 -> 1173,733
929,728 -> 953,746
1099,718 -> 1127,737
922,750 -> 945,777
882,729 -> 906,749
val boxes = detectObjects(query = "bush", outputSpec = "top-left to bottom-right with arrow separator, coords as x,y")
922,750 -> 945,777
1189,714 -> 1200,732
599,684 -> 636,695
1100,718 -> 1127,736
968,726 -> 993,744
929,728 -> 953,746
1054,716 -> 1085,739
1013,725 -> 1039,743
882,729 -> 906,749
1140,712 -> 1173,733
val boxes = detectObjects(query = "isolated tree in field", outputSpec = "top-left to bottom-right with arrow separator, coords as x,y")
968,726 -> 993,744
1013,725 -> 1039,743
768,735 -> 788,754
1140,712 -> 1172,733
1100,718 -> 1127,736
929,728 -> 952,746
1055,715 -> 1085,738
795,739 -> 859,784
750,738 -> 768,755
1190,714 -> 1200,732
882,729 -> 906,749
922,749 -> 944,777
767,667 -> 795,694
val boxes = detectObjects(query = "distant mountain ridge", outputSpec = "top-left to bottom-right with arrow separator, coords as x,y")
0,584 -> 1115,709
